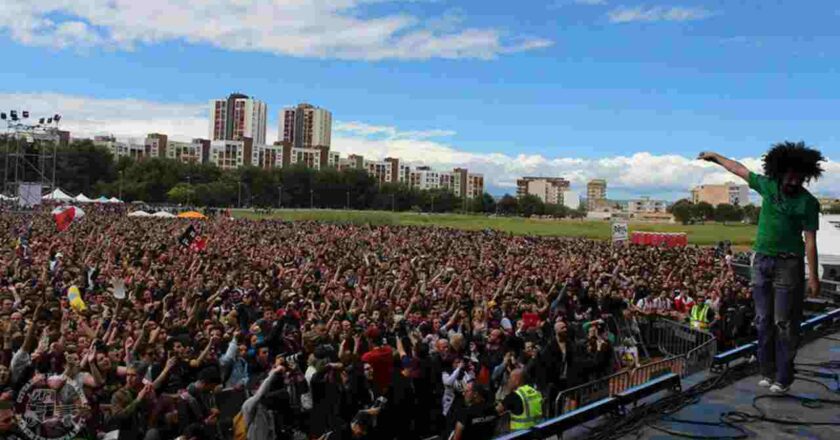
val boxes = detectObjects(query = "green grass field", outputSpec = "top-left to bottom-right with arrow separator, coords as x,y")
233,209 -> 757,246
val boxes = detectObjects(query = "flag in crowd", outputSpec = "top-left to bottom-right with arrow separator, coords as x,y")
52,205 -> 86,232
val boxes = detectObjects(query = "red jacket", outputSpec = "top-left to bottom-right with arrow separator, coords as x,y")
361,346 -> 394,392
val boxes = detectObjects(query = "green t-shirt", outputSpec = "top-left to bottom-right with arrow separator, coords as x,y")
748,172 -> 820,256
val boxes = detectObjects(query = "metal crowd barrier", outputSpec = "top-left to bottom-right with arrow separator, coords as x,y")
554,355 -> 686,415
650,318 -> 716,371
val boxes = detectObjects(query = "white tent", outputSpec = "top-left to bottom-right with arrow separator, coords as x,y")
0,194 -> 18,201
128,210 -> 151,217
42,188 -> 74,201
75,193 -> 94,203
96,196 -> 111,203
108,197 -> 122,203
151,211 -> 176,218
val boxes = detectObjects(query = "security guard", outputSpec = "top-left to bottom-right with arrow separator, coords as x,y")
689,293 -> 713,330
496,368 -> 544,432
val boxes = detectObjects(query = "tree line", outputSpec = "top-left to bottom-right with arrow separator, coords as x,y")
669,199 -> 760,225
1,139 -> 589,217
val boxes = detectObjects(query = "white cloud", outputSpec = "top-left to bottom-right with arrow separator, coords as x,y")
0,92 -> 207,142
575,0 -> 607,5
607,5 -> 714,23
0,0 -> 552,60
2,92 -> 838,198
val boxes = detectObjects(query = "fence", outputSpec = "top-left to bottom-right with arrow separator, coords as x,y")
646,318 -> 717,375
554,355 -> 686,415
554,317 -> 714,416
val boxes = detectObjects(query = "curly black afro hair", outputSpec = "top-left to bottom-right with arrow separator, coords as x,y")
763,141 -> 825,182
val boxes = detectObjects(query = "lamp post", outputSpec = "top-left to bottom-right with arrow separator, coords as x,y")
278,185 -> 282,208
346,189 -> 350,210
392,193 -> 396,212
118,170 -> 124,201
237,180 -> 242,208
310,189 -> 314,209
186,175 -> 192,207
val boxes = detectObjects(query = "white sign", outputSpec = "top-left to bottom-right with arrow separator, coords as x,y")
612,222 -> 629,242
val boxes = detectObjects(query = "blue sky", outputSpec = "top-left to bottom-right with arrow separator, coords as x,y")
0,0 -> 838,199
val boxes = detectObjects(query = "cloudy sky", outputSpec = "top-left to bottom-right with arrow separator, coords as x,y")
0,0 -> 838,199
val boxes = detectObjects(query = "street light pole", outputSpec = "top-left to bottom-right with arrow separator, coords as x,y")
186,175 -> 192,207
238,180 -> 242,208
431,194 -> 435,213
392,193 -> 395,212
118,170 -> 123,200
346,189 -> 350,210
278,185 -> 282,208
310,189 -> 314,209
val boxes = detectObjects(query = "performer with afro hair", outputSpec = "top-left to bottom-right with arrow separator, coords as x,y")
698,142 -> 824,394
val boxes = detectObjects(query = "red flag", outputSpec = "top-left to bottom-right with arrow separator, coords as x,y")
51,206 -> 85,232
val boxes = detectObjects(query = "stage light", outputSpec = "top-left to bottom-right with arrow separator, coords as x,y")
39,118 -> 45,124
10,110 -> 18,121
47,118 -> 53,124
0,113 -> 6,120
22,111 -> 29,119
54,114 -> 61,122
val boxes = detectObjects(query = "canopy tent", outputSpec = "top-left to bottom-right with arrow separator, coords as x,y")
177,211 -> 206,219
127,211 -> 151,217
151,211 -> 177,218
108,197 -> 122,203
75,194 -> 94,203
0,194 -> 18,201
96,196 -> 111,203
42,188 -> 74,201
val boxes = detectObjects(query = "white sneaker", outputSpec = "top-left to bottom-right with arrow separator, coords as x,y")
769,383 -> 790,394
758,377 -> 772,388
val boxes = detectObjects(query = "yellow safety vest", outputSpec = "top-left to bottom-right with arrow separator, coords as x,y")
690,303 -> 710,330
510,385 -> 543,431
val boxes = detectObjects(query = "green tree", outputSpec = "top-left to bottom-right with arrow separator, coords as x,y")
518,194 -> 545,217
497,194 -> 518,215
470,192 -> 496,213
714,203 -> 743,224
167,183 -> 195,205
692,202 -> 715,222
671,199 -> 694,225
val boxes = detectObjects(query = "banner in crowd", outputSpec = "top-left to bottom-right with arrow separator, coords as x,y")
52,206 -> 85,232
612,222 -> 629,242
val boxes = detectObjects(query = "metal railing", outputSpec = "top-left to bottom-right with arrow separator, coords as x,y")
553,317 -> 714,416
554,355 -> 686,415
648,318 -> 717,375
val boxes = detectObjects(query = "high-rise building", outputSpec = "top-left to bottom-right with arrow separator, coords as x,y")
209,93 -> 267,145
516,177 -> 570,204
628,197 -> 667,214
168,139 -> 210,164
278,103 -> 332,149
209,138 -> 253,170
144,133 -> 168,159
691,182 -> 750,206
587,179 -> 607,211
561,190 -> 580,209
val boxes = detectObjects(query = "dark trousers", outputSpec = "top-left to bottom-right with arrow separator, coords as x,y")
751,253 -> 804,387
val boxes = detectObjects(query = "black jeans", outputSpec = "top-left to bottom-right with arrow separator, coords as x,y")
751,253 -> 804,387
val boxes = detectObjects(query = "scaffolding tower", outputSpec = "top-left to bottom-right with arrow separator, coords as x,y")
1,112 -> 63,204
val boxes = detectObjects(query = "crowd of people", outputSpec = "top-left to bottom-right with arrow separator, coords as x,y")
0,204 -> 752,440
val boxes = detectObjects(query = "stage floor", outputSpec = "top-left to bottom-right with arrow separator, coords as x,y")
621,331 -> 840,440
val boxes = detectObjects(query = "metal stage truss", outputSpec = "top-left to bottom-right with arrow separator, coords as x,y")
1,111 -> 63,203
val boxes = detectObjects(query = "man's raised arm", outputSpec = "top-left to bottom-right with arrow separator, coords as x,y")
697,152 -> 750,182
